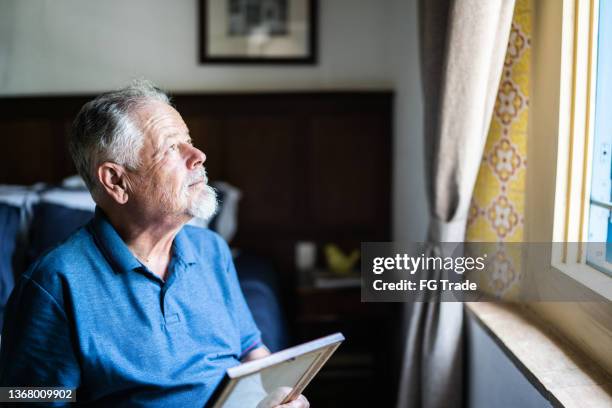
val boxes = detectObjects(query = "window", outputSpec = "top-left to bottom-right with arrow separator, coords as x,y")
586,0 -> 612,275
527,0 -> 612,375
534,0 -> 612,299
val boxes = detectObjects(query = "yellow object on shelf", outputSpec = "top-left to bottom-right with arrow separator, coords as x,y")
324,244 -> 360,275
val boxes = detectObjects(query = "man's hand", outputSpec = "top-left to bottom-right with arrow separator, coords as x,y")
256,387 -> 309,408
244,348 -> 309,407
243,346 -> 271,362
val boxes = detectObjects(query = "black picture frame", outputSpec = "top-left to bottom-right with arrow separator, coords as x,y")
199,0 -> 318,65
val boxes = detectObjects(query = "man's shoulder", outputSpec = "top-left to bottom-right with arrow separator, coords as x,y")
24,226 -> 95,282
181,225 -> 231,262
18,226 -> 94,308
182,225 -> 226,247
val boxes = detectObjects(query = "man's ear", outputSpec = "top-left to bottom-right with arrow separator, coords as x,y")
97,162 -> 131,205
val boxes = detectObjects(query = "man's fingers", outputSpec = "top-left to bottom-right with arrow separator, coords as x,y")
255,386 -> 309,408
256,387 -> 293,408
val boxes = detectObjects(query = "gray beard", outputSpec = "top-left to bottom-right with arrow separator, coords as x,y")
187,184 -> 218,221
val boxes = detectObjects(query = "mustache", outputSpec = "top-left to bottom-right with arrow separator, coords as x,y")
185,167 -> 208,187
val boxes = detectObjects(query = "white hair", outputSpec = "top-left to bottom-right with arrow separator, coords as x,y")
68,79 -> 170,202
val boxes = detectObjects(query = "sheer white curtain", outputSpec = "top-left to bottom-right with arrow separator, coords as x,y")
396,0 -> 516,407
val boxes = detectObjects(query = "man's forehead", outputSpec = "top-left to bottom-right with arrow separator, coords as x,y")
135,100 -> 180,123
134,102 -> 188,138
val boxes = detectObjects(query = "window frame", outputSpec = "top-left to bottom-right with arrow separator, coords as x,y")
548,0 -> 612,299
526,0 -> 612,374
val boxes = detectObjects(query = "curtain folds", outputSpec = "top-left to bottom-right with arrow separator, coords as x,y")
397,1 -> 516,407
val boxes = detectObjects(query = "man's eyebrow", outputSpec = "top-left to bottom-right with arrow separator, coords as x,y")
161,133 -> 192,146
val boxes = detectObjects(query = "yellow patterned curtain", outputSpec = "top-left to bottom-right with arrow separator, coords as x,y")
467,0 -> 531,243
466,0 -> 531,297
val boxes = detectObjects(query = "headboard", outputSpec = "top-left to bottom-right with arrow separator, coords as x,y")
0,91 -> 392,288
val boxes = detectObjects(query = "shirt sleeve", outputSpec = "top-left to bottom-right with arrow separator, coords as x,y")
219,239 -> 263,358
0,275 -> 81,393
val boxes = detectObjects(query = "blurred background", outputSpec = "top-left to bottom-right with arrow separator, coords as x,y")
1,1 -> 610,408
0,2 -> 424,406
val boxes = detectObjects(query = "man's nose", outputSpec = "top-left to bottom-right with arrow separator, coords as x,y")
187,145 -> 206,169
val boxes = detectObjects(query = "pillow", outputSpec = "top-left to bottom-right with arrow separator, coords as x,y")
0,203 -> 20,329
208,181 -> 241,243
234,252 -> 288,352
40,186 -> 96,212
25,185 -> 95,267
0,184 -> 41,328
26,199 -> 95,268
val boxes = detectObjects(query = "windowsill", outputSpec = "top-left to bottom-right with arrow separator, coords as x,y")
465,302 -> 612,407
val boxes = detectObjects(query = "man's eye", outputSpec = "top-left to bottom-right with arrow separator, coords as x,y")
169,144 -> 178,151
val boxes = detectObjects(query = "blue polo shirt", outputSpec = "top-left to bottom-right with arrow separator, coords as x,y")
0,207 -> 262,406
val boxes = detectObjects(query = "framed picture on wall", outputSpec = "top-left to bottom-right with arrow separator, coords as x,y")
200,0 -> 317,64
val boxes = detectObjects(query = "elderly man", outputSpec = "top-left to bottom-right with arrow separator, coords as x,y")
0,81 -> 308,408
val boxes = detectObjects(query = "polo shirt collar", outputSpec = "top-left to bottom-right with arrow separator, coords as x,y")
172,227 -> 198,266
90,206 -> 141,275
90,206 -> 198,274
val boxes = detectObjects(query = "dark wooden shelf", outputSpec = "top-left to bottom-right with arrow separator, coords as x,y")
292,283 -> 399,407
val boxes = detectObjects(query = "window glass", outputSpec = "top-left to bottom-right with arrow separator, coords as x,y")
587,0 -> 612,274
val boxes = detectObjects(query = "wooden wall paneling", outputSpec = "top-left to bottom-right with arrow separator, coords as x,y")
0,96 -> 88,185
292,113 -> 313,234
0,120 -> 63,184
224,115 -> 297,231
182,116 -> 225,181
55,118 -> 77,179
309,113 -> 389,239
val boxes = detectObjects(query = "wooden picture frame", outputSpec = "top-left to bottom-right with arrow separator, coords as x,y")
199,0 -> 318,64
206,333 -> 344,407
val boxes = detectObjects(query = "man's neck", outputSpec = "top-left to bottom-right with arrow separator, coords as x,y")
103,206 -> 186,281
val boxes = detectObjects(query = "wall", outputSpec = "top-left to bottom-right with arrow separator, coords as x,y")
466,314 -> 553,408
388,0 -> 428,241
0,0 -> 392,94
